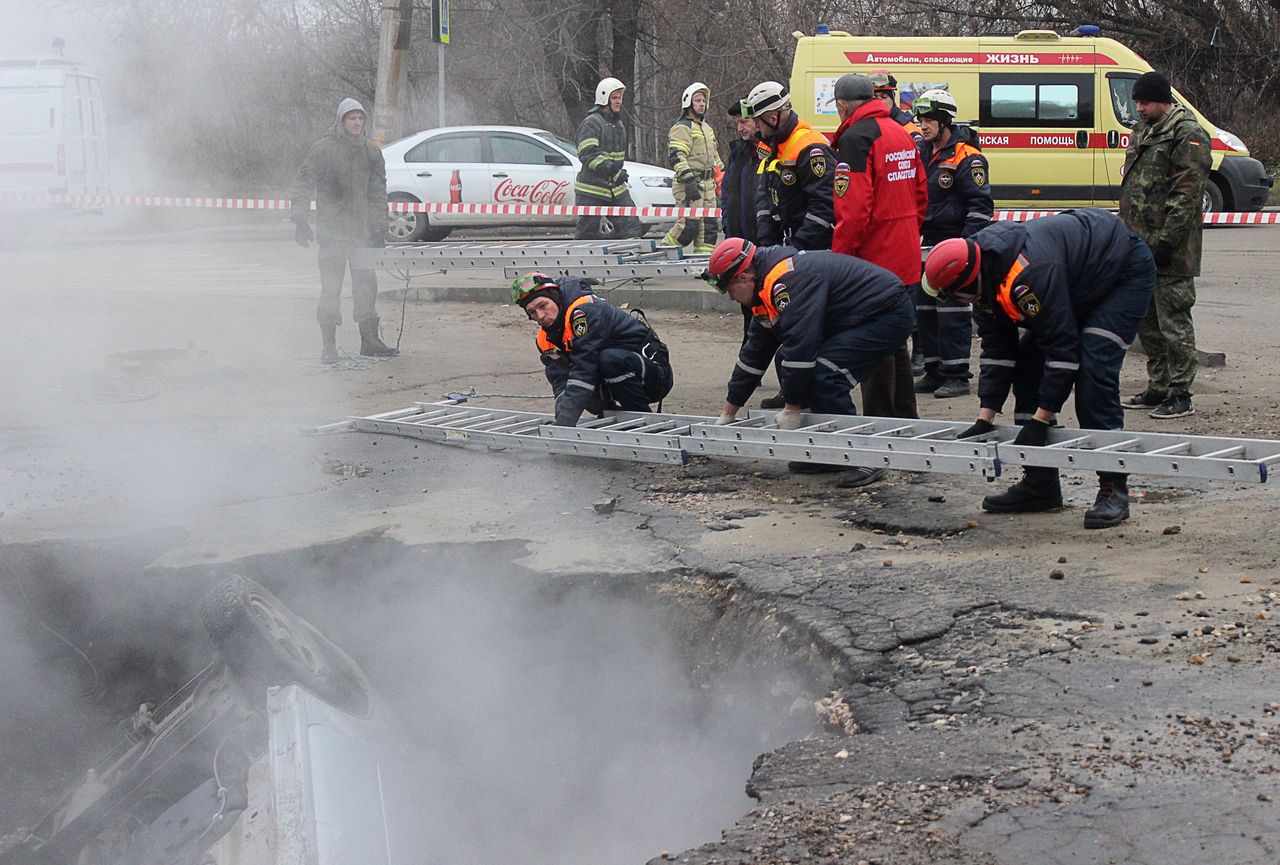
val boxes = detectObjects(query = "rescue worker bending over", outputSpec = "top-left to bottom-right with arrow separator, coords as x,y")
912,88 -> 993,399
922,209 -> 1156,528
746,81 -> 836,251
703,237 -> 915,486
512,272 -> 673,427
661,82 -> 723,253
574,77 -> 642,240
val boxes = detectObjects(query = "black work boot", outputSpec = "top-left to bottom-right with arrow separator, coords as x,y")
358,318 -> 399,357
1084,473 -> 1130,529
760,392 -> 787,410
981,467 -> 1063,514
320,324 -> 338,365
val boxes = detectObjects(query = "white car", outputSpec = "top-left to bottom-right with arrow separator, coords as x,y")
383,125 -> 675,241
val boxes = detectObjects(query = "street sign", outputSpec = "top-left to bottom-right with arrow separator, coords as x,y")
432,0 -> 450,44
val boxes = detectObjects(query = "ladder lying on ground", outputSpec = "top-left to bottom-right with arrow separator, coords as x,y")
350,239 -> 708,286
309,401 -> 1280,484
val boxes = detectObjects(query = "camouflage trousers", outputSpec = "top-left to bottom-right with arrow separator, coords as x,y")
1138,274 -> 1197,394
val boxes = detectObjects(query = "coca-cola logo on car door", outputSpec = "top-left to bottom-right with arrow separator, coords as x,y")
494,178 -> 570,204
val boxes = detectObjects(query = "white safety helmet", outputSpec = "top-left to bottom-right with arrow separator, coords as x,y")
912,88 -> 959,123
594,77 -> 627,106
745,81 -> 791,116
681,82 -> 710,110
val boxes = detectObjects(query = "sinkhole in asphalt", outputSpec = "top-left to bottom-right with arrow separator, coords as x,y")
0,534 -> 835,865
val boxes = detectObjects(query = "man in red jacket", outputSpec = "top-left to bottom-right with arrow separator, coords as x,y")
831,73 -> 928,435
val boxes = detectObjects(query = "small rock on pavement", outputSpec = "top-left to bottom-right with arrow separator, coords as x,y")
593,497 -> 617,515
991,773 -> 1029,790
928,494 -> 946,503
849,542 -> 866,552
1050,569 -> 1065,580
1162,525 -> 1181,535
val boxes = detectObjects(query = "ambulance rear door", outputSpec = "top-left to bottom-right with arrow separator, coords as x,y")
976,66 -> 1100,207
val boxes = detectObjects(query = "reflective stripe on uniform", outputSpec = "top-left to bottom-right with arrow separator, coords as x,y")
567,378 -> 595,390
781,359 -> 817,368
817,357 -> 857,386
1082,326 -> 1130,349
804,212 -> 833,228
1046,361 -> 1080,371
736,359 -> 766,376
981,358 -> 1017,368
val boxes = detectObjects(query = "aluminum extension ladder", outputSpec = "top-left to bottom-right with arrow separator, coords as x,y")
309,401 -> 1280,483
351,239 -> 696,274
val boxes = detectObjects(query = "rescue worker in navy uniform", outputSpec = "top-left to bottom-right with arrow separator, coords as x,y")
868,72 -> 924,150
703,237 -> 916,487
721,96 -> 762,342
922,209 -> 1156,528
574,77 -> 642,240
747,81 -> 836,252
512,272 -> 672,427
912,89 -> 993,399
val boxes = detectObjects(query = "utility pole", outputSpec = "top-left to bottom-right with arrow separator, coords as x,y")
432,0 -> 451,127
372,0 -> 413,146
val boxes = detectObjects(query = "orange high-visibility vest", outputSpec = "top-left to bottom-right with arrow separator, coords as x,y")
535,294 -> 595,352
750,257 -> 796,323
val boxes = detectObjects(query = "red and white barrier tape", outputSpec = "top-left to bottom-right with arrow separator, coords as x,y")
1,192 -> 1276,224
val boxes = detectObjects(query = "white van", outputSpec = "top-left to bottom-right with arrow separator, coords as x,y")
0,57 -> 110,198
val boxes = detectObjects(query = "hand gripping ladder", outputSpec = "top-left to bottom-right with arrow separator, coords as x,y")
309,401 -> 1280,484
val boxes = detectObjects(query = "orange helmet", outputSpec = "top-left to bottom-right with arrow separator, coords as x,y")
922,238 -> 982,302
701,238 -> 757,292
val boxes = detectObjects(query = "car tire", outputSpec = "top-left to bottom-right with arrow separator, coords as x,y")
1203,176 -> 1226,213
386,193 -> 451,243
201,575 -> 371,716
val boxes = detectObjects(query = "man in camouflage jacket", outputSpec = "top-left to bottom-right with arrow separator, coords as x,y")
1118,71 -> 1212,420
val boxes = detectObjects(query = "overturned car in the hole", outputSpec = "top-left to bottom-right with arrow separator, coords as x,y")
0,575 -> 428,865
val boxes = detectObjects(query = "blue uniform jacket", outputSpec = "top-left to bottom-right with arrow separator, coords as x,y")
921,126 -> 994,246
537,279 -> 654,420
972,209 -> 1137,414
727,245 -> 908,408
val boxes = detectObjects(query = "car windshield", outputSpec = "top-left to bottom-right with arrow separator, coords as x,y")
534,130 -> 577,154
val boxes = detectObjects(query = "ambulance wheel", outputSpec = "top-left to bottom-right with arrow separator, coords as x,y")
386,193 -> 451,243
1202,177 -> 1225,213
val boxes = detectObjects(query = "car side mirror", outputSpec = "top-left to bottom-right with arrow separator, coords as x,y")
545,153 -> 572,166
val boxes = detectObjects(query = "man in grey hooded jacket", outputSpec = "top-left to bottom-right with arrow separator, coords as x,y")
288,98 -> 397,362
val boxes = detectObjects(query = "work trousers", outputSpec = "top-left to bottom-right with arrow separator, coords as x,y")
914,284 -> 974,380
575,189 -> 644,240
665,177 -> 719,249
1011,233 -> 1155,431
597,347 -> 674,411
1138,274 -> 1197,394
809,293 -> 916,416
317,246 -> 378,327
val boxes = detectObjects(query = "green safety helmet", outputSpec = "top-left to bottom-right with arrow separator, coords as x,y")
511,271 -> 558,306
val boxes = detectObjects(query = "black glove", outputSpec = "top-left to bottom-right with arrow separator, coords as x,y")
1152,242 -> 1174,269
1013,417 -> 1051,447
294,221 -> 313,248
602,160 -> 623,178
956,418 -> 996,439
368,230 -> 386,248
615,168 -> 629,185
682,178 -> 701,202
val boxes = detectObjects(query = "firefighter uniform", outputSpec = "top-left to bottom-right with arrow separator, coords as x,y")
970,209 -> 1154,433
535,279 -> 673,426
754,112 -> 836,250
574,106 -> 642,240
917,125 -> 993,382
664,115 -> 723,252
726,246 -> 914,414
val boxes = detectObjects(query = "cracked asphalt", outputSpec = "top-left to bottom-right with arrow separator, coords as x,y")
3,218 -> 1280,863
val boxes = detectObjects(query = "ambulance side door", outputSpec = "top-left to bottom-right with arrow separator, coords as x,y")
977,72 -> 1097,207
1097,72 -> 1140,206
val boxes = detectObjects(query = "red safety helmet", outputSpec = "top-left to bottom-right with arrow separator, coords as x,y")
867,71 -> 897,93
922,238 -> 982,303
701,237 -> 757,292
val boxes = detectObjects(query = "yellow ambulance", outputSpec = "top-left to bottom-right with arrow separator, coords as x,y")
791,26 -> 1274,212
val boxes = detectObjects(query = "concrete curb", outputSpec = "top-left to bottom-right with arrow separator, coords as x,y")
386,281 -> 740,314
